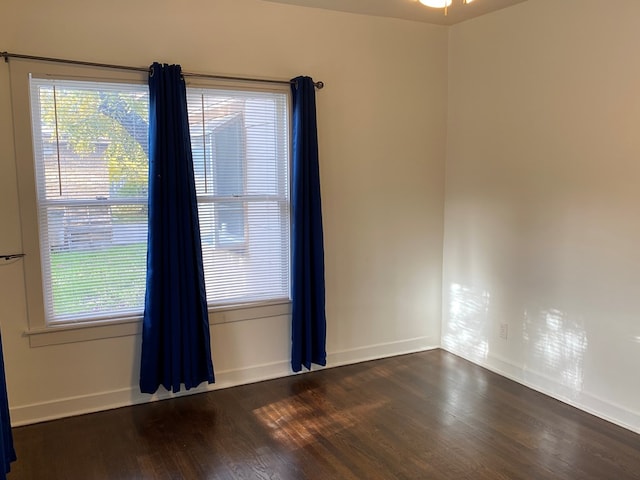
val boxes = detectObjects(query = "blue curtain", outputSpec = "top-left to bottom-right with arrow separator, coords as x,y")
0,332 -> 16,479
290,76 -> 327,372
140,63 -> 215,394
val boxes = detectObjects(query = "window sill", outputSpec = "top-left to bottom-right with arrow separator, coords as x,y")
25,300 -> 291,347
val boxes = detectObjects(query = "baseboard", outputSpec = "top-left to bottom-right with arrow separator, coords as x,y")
329,336 -> 439,367
443,347 -> 640,435
10,336 -> 438,426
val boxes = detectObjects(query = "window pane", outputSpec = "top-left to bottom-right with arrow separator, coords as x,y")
199,201 -> 289,303
188,88 -> 290,305
214,115 -> 244,196
30,78 -> 149,323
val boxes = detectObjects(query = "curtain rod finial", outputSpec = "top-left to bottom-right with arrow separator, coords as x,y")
315,81 -> 324,90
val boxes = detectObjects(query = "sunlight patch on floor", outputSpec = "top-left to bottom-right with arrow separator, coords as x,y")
253,387 -> 388,450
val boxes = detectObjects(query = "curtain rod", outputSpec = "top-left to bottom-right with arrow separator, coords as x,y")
0,51 -> 324,89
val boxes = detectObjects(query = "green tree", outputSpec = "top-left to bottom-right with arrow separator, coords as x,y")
39,85 -> 149,203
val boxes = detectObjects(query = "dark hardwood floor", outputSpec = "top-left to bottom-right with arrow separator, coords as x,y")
8,349 -> 640,479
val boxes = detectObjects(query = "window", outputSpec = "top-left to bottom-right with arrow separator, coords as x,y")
29,78 -> 149,324
188,87 -> 290,306
14,63 -> 290,338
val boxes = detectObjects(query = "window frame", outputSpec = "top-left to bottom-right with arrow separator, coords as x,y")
187,81 -> 292,307
29,76 -> 151,325
10,60 -> 291,348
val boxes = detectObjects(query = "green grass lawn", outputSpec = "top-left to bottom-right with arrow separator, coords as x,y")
50,243 -> 147,318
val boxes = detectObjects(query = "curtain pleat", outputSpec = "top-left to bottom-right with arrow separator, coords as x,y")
139,63 -> 214,394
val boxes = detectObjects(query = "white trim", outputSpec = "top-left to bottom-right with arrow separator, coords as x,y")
442,347 -> 640,435
10,336 -> 437,426
208,300 -> 291,323
26,319 -> 141,347
9,359 -> 292,427
26,301 -> 291,347
329,336 -> 439,367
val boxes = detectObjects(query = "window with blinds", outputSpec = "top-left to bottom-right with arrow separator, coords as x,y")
187,88 -> 290,306
30,78 -> 149,323
29,77 -> 290,325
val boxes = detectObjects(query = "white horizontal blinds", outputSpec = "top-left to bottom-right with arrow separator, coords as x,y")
187,88 -> 290,305
30,78 -> 149,323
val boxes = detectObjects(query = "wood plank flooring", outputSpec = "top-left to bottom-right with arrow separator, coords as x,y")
8,349 -> 640,479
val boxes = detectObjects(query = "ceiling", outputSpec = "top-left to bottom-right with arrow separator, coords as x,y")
261,0 -> 527,26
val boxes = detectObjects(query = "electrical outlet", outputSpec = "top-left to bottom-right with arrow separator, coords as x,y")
499,323 -> 509,340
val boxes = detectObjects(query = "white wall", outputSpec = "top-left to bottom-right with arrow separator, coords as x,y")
444,0 -> 640,433
0,0 -> 447,424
